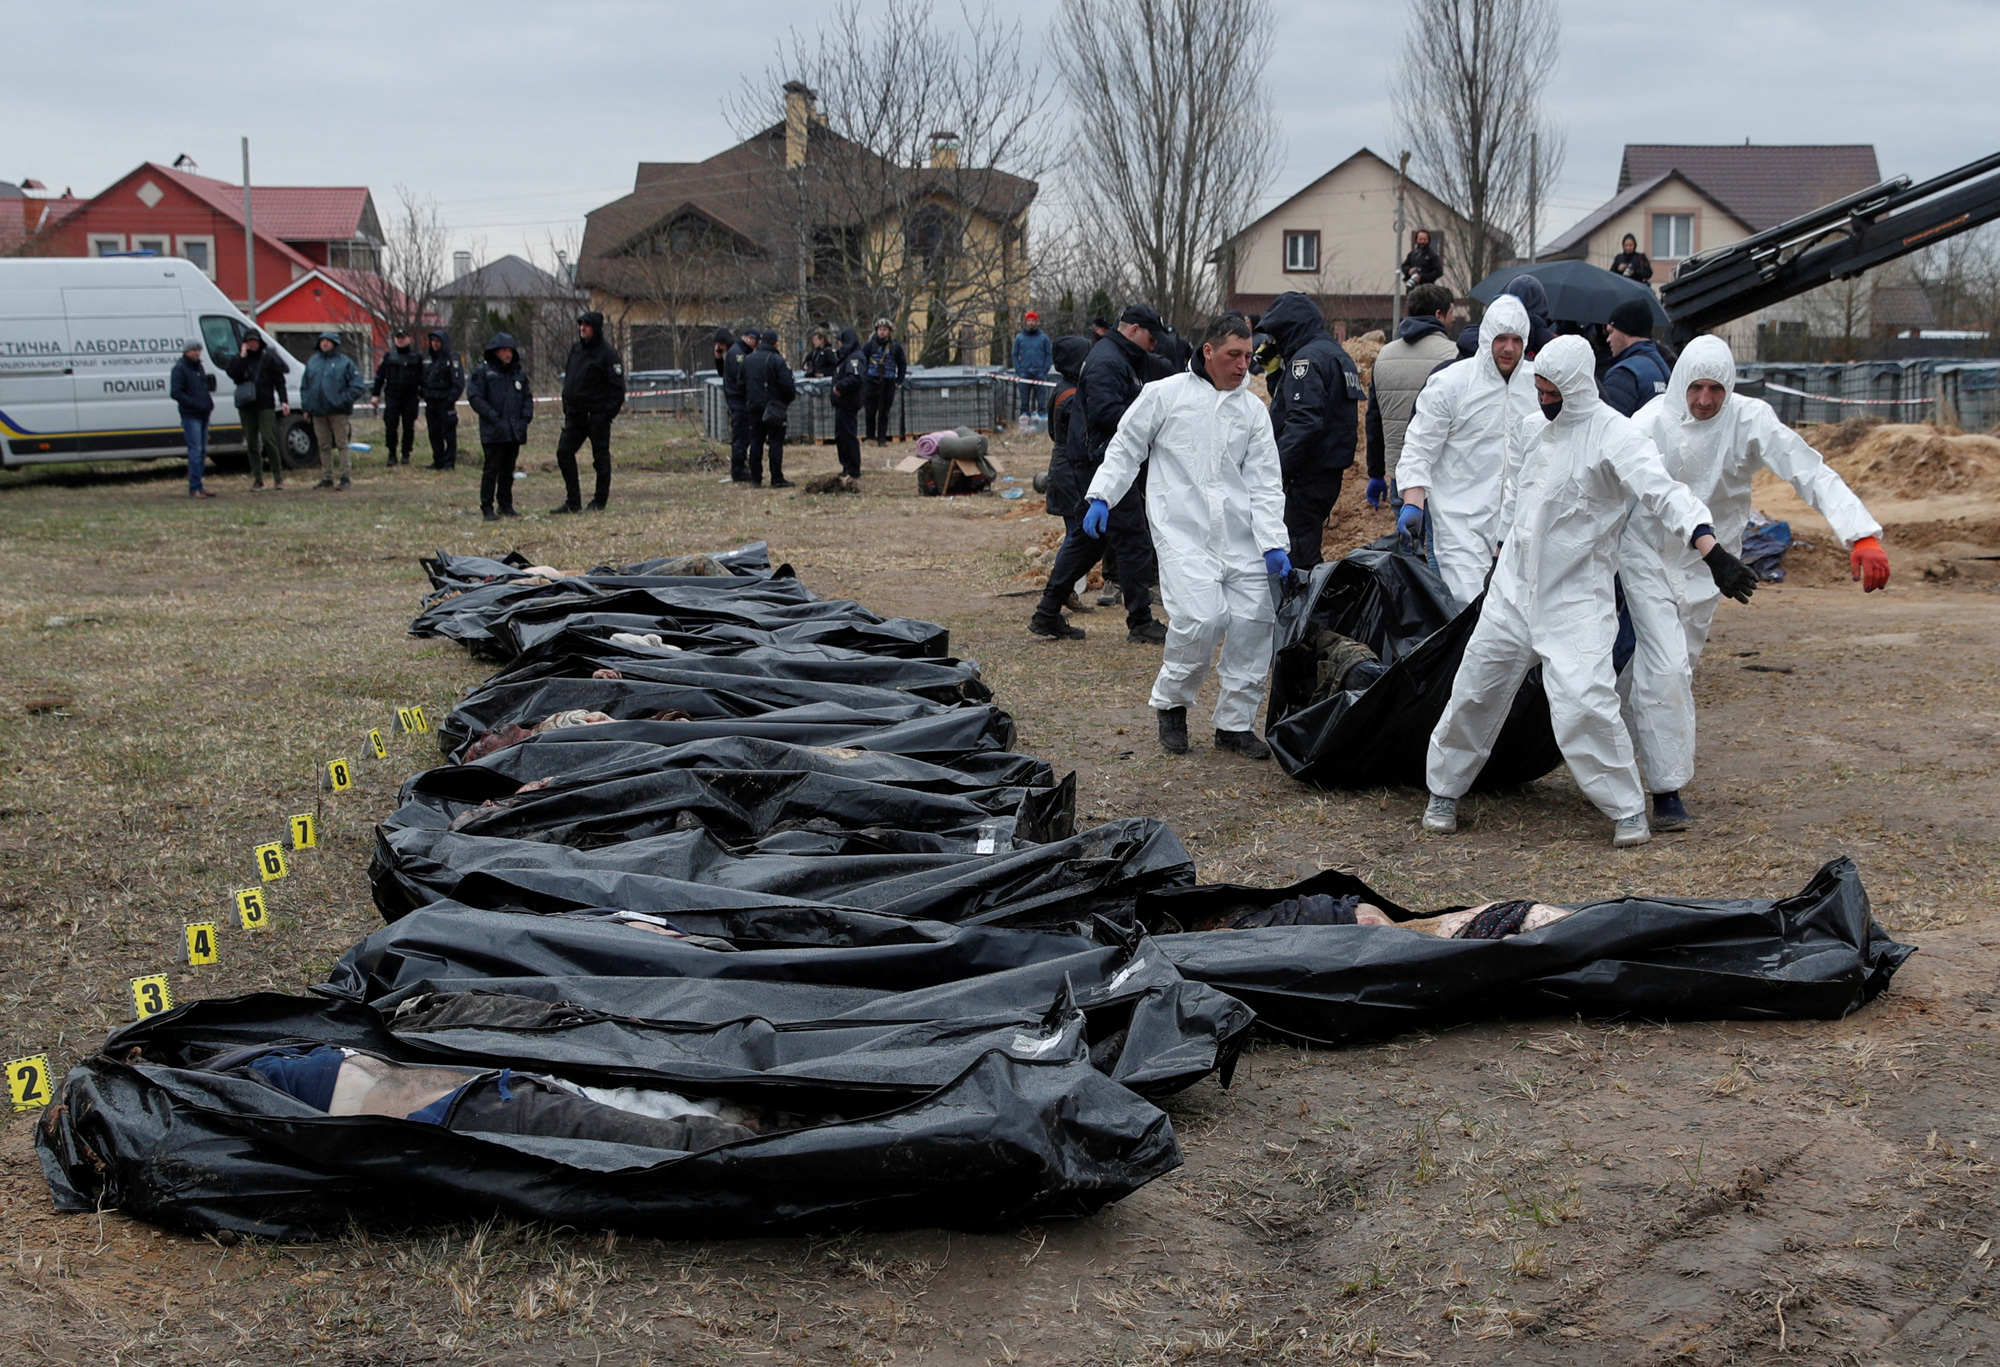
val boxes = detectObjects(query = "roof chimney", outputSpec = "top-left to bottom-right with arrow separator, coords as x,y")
453,250 -> 471,279
928,131 -> 961,170
783,82 -> 815,170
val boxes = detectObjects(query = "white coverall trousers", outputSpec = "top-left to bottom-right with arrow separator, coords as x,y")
1426,589 -> 1648,821
1151,567 -> 1276,733
1427,503 -> 1500,609
1614,555 -> 1718,794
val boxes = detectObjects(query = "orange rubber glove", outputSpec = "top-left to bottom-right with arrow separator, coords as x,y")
1850,535 -> 1889,592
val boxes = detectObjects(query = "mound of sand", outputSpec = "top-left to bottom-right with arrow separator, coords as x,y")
1803,421 -> 2000,500
1345,331 -> 1386,388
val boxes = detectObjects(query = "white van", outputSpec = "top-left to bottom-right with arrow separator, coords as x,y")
0,256 -> 314,469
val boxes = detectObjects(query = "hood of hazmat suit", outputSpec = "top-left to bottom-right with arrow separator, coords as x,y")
1393,295 -> 1542,605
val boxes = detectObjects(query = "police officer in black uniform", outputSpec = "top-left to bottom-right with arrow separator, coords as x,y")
419,329 -> 465,470
550,310 -> 626,513
1262,291 -> 1363,570
371,327 -> 425,465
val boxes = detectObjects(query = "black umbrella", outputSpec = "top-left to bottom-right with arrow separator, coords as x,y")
1468,259 -> 1669,327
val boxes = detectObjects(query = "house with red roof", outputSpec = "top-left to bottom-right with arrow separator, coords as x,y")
32,161 -> 413,367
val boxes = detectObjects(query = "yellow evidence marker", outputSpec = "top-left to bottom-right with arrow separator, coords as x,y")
7,1055 -> 54,1110
131,974 -> 173,1019
234,888 -> 270,931
255,842 -> 288,881
185,922 -> 219,966
289,812 -> 317,850
326,758 -> 352,792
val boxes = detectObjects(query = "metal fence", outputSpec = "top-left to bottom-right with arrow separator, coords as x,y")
700,367 -> 1016,443
1737,359 -> 2000,430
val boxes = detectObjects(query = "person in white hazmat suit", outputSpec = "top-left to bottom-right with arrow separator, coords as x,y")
1081,314 -> 1292,758
1393,294 -> 1543,607
1617,335 -> 1890,831
1421,335 -> 1760,847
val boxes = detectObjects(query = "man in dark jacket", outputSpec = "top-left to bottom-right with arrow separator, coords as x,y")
1600,298 -> 1672,417
551,310 -> 626,513
372,327 -> 425,465
1030,304 -> 1165,643
1365,282 -> 1460,509
419,329 -> 465,470
803,329 -> 839,377
224,331 -> 290,491
829,327 -> 866,479
742,330 -> 797,488
1263,291 -> 1363,569
709,328 -> 733,375
1400,230 -> 1444,288
466,332 -> 534,522
861,319 -> 907,445
722,324 -> 759,483
171,341 -> 216,498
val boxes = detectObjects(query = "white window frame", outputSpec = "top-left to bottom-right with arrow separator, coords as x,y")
131,233 -> 171,258
1651,212 -> 1694,261
1283,230 -> 1320,273
176,234 -> 216,277
88,233 -> 126,257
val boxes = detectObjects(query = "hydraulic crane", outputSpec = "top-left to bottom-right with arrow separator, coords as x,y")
1662,149 -> 2000,349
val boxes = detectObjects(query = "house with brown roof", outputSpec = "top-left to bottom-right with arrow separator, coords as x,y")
1537,144 -> 1912,355
577,85 -> 1036,371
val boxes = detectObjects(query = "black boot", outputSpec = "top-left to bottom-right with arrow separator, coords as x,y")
1215,729 -> 1271,760
549,502 -> 581,515
1127,619 -> 1167,645
1028,611 -> 1085,640
1157,707 -> 1189,755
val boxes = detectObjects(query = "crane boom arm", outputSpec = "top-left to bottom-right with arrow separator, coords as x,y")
1662,150 -> 2000,348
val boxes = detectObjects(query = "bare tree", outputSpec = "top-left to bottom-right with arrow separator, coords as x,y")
1050,0 -> 1280,333
1391,0 -> 1565,293
347,186 -> 451,339
729,0 -> 1054,359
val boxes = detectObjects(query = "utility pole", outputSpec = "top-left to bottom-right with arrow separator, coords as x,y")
240,137 -> 257,319
1526,131 -> 1539,269
1393,151 -> 1409,329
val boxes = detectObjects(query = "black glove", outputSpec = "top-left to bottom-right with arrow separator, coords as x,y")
1703,544 -> 1758,603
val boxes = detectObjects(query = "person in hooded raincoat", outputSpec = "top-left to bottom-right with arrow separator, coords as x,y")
1262,291 -> 1363,570
372,327 -> 424,466
1616,335 -> 1889,830
1393,294 -> 1542,607
1083,314 -> 1290,758
551,310 -> 625,513
1422,335 -> 1755,848
419,329 -> 465,470
300,331 -> 367,490
465,332 -> 534,521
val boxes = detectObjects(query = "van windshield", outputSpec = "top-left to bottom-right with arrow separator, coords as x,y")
200,315 -> 246,368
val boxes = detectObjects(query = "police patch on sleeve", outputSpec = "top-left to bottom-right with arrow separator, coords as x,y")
1291,360 -> 1310,379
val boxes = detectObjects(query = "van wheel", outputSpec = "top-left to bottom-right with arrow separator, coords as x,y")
281,416 -> 318,470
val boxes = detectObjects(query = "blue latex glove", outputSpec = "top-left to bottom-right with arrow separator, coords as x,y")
1396,503 -> 1426,539
1081,498 -> 1109,537
1365,478 -> 1388,509
1263,547 -> 1292,578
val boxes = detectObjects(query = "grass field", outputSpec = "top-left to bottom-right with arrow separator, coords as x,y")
1,413 -> 1997,1365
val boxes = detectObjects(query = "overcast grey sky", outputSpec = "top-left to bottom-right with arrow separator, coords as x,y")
9,0 -> 1997,262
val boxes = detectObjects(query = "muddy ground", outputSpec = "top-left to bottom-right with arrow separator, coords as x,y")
0,417 -> 1996,1366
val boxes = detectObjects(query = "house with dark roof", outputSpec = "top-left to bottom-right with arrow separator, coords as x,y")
577,84 -> 1036,371
1540,144 -> 1883,278
29,161 -> 406,365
